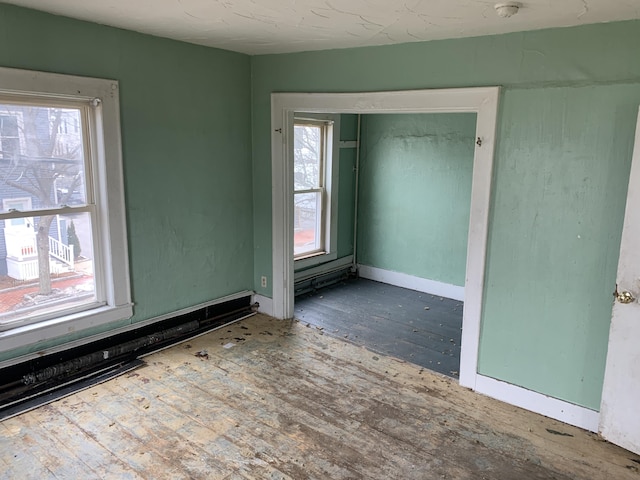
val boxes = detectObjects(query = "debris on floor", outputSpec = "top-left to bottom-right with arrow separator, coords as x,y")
546,428 -> 574,437
194,350 -> 210,359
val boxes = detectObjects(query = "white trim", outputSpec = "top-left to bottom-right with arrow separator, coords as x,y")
0,66 -> 132,347
357,264 -> 464,301
457,89 -> 500,390
0,290 -> 253,369
475,374 -> 600,432
598,108 -> 640,454
253,294 -> 274,317
294,251 -> 338,270
339,140 -> 358,149
295,255 -> 353,282
272,103 -> 295,319
271,87 -> 500,392
293,113 -> 341,270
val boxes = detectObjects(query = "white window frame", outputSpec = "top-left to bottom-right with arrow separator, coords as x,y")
293,113 -> 340,270
0,67 -> 132,354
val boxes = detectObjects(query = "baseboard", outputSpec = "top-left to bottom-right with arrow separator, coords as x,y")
474,374 -> 599,432
0,290 -> 254,370
294,255 -> 353,282
253,294 -> 274,317
0,293 -> 255,412
357,265 -> 465,301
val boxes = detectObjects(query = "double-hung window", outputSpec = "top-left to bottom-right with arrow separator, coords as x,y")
0,67 -> 131,348
293,115 -> 339,268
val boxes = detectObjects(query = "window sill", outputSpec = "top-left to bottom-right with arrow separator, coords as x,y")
294,251 -> 338,271
0,303 -> 134,355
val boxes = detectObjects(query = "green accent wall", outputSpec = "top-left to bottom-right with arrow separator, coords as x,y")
251,20 -> 640,410
479,84 -> 639,407
0,5 -> 253,361
357,113 -> 476,286
337,115 -> 358,259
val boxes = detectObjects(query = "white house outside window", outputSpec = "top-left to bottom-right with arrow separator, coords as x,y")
0,67 -> 132,347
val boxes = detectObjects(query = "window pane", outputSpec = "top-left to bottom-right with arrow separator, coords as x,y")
294,192 -> 322,256
294,124 -> 321,190
0,211 -> 96,328
0,103 -> 87,213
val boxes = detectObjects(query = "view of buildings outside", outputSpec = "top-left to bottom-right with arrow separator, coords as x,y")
0,103 -> 95,327
293,122 -> 323,257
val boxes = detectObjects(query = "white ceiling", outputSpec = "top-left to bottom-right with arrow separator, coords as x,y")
4,0 -> 640,55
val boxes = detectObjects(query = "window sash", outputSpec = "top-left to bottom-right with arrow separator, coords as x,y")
294,190 -> 325,257
0,205 -> 103,330
0,299 -> 106,331
0,100 -> 95,214
294,187 -> 323,195
294,120 -> 326,192
293,119 -> 330,260
0,204 -> 93,221
0,94 -> 103,330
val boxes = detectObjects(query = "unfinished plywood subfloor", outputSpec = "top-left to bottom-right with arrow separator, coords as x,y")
1,314 -> 638,479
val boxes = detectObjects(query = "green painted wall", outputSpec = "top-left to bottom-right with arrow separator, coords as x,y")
2,3 -> 638,411
251,20 -> 640,410
337,115 -> 358,259
479,84 -> 639,408
0,5 -> 253,361
357,113 -> 476,286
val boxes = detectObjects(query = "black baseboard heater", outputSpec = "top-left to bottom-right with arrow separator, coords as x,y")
0,294 -> 256,420
294,267 -> 354,297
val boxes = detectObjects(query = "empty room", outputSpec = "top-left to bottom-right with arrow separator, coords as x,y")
293,111 -> 476,378
1,1 -> 640,478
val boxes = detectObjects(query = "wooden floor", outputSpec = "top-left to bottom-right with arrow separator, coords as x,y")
1,314 -> 639,479
295,278 -> 462,377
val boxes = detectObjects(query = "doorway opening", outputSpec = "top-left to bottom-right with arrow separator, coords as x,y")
271,88 -> 500,387
294,110 -> 475,378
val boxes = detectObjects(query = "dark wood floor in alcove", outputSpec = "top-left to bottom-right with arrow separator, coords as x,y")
294,277 -> 463,378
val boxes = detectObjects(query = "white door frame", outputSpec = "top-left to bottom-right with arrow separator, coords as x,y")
271,87 -> 500,387
598,107 -> 640,454
270,87 -> 602,432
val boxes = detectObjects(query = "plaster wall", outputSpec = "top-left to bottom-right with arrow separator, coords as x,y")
250,21 -> 640,409
357,113 -> 476,287
0,5 -> 253,362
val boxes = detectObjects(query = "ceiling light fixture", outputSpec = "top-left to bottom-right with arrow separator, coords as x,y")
494,2 -> 521,18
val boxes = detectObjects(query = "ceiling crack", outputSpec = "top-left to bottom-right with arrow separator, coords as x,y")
358,15 -> 385,29
184,11 -> 205,21
578,0 -> 589,19
310,9 -> 331,19
405,28 -> 422,41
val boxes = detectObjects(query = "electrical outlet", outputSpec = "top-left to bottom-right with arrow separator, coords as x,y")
261,276 -> 267,288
